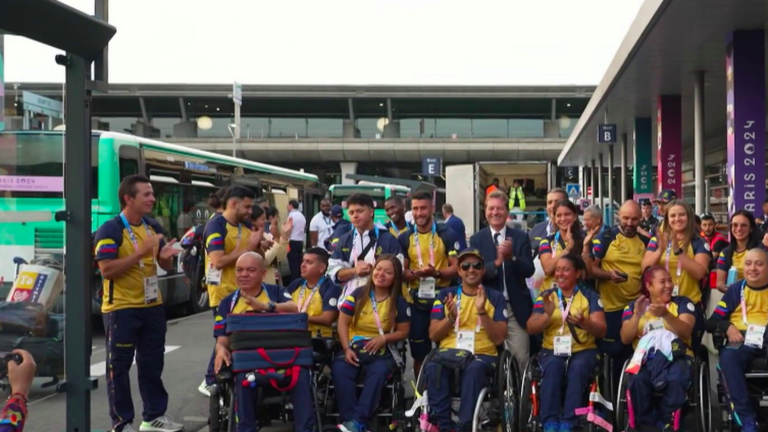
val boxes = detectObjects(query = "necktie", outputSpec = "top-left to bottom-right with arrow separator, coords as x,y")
494,232 -> 500,246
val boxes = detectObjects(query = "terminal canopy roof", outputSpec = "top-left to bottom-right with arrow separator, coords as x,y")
558,0 -> 768,167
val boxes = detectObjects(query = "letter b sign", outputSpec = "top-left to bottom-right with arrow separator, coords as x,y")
598,124 -> 617,144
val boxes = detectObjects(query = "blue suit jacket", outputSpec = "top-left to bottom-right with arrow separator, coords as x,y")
445,215 -> 467,251
470,226 -> 535,329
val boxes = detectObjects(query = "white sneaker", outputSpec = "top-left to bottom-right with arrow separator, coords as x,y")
114,424 -> 138,432
198,380 -> 212,397
139,415 -> 184,432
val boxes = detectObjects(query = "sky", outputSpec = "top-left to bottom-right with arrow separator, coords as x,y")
3,0 -> 645,85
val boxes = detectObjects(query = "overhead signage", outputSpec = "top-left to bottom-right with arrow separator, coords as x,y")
22,90 -> 63,118
633,118 -> 653,195
422,157 -> 442,177
657,96 -> 682,197
566,183 -> 580,199
597,124 -> 617,143
579,199 -> 590,210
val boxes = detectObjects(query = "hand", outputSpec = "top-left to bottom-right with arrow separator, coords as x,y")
499,238 -> 513,259
354,261 -> 372,277
418,265 -> 437,278
242,294 -> 268,312
282,217 -> 294,236
260,239 -> 275,250
444,294 -> 458,321
159,239 -> 181,260
763,233 -> 768,249
584,225 -> 601,245
610,270 -> 628,284
634,296 -> 649,317
141,234 -> 163,255
726,324 -> 745,345
657,231 -> 669,253
364,335 -> 386,354
214,347 -> 231,374
270,219 -> 281,238
563,226 -> 574,248
344,348 -> 360,366
566,308 -> 585,326
648,303 -> 669,318
542,291 -> 556,316
475,285 -> 487,313
8,349 -> 36,397
248,229 -> 264,250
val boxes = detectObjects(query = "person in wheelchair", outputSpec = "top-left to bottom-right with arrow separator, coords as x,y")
424,249 -> 508,432
620,265 -> 696,431
286,247 -> 341,338
706,248 -> 768,432
212,252 -> 314,432
526,253 -> 607,432
333,254 -> 411,432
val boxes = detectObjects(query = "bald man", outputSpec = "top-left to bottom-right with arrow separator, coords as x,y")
588,201 -> 649,382
212,252 -> 311,432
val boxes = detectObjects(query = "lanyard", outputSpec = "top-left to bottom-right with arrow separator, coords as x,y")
229,284 -> 271,314
119,213 -> 154,269
455,285 -> 482,334
552,232 -> 562,255
414,222 -> 437,267
297,277 -> 324,313
351,226 -> 379,263
664,242 -> 683,287
740,280 -> 749,325
557,286 -> 577,335
369,290 -> 388,336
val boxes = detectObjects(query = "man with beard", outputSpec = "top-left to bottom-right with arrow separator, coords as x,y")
399,190 -> 460,374
384,196 -> 409,238
586,200 -> 649,385
700,213 -> 729,257
529,188 -> 567,255
310,198 -> 334,250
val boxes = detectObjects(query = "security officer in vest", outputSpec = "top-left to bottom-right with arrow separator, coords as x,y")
508,179 -> 526,222
424,249 -> 508,432
399,190 -> 460,374
93,175 -> 183,432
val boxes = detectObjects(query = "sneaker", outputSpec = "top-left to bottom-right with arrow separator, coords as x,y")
338,420 -> 361,432
198,380 -> 212,397
140,415 -> 184,432
114,424 -> 138,432
543,422 -> 558,432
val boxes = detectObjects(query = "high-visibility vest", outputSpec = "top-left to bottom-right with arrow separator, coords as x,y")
508,187 -> 526,210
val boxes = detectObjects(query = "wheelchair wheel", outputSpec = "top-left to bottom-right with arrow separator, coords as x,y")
518,357 -> 539,432
614,359 -> 630,431
496,350 -> 519,432
209,381 -> 235,432
692,358 -> 712,432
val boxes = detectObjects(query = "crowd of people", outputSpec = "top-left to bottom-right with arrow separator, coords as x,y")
8,174 -> 768,432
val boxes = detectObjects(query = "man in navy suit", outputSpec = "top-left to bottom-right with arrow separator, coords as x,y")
442,203 -> 467,251
470,190 -> 535,370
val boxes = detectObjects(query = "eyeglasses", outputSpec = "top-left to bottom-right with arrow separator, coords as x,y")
460,262 -> 484,271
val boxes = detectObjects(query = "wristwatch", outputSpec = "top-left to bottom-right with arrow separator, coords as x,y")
267,301 -> 276,313
674,248 -> 684,256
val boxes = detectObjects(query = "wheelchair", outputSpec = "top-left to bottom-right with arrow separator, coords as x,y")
614,346 -> 711,432
318,341 -> 410,432
411,347 -> 520,432
208,338 -> 331,432
519,352 -> 613,432
711,332 -> 768,431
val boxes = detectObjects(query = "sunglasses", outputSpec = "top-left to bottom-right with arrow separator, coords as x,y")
460,262 -> 484,271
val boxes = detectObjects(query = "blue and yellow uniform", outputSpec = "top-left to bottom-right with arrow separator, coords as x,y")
425,286 -> 507,431
398,222 -> 459,362
204,213 -> 251,308
647,235 -> 710,348
622,296 -> 695,428
592,227 -> 649,360
93,215 -> 169,432
537,232 -> 569,291
332,291 -> 411,429
384,220 -> 409,239
532,287 -> 603,430
707,280 -> 768,432
716,247 -> 747,282
286,277 -> 341,338
213,285 -> 313,432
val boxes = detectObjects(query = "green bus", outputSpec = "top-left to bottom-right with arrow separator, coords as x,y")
0,130 -> 323,314
328,183 -> 410,226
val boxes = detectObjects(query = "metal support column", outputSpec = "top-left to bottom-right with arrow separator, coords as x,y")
386,98 -> 393,122
60,53 -> 94,432
608,145 -> 615,223
694,71 -> 706,214
620,133 -> 628,203
597,154 -> 603,207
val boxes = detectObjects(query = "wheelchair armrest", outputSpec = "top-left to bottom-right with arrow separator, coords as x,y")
13,257 -> 28,265
216,364 -> 234,382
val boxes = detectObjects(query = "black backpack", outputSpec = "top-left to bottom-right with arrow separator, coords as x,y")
180,225 -> 205,287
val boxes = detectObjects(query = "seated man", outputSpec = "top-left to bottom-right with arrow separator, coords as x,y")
706,248 -> 768,432
213,252 -> 311,432
425,249 -> 508,432
286,247 -> 341,338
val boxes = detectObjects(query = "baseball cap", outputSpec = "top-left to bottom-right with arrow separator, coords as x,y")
653,189 -> 677,203
330,205 -> 344,218
700,212 -> 715,221
457,248 -> 484,263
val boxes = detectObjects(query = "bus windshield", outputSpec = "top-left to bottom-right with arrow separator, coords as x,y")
330,186 -> 388,210
0,132 -> 99,199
